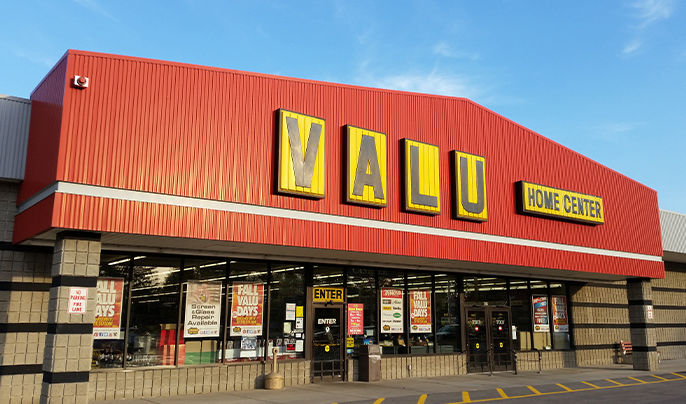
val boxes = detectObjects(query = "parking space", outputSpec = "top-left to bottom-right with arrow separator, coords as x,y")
347,372 -> 686,404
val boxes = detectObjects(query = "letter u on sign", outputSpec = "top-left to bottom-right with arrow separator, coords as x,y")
452,151 -> 487,221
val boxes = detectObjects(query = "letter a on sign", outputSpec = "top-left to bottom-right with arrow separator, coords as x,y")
346,125 -> 387,207
277,109 -> 326,198
452,151 -> 487,221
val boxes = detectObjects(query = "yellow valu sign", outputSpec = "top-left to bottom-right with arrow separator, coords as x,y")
346,125 -> 387,207
452,151 -> 487,222
313,287 -> 344,303
518,181 -> 604,225
403,139 -> 440,215
277,109 -> 326,198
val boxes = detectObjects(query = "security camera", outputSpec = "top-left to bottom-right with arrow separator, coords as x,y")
73,75 -> 89,89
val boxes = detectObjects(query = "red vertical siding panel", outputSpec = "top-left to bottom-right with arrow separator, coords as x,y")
17,54 -> 69,203
18,50 -> 663,277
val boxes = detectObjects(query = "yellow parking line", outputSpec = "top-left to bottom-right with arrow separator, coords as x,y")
556,383 -> 573,392
581,381 -> 599,388
373,399 -> 385,404
651,374 -> 668,381
442,376 -> 686,404
417,394 -> 427,404
627,376 -> 646,384
672,372 -> 686,379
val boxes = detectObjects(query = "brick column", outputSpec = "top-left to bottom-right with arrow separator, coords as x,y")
626,278 -> 658,371
41,232 -> 100,404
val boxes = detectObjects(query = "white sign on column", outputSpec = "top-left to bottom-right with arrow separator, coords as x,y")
68,287 -> 88,314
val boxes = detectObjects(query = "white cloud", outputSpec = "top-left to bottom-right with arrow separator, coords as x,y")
432,41 -> 479,61
631,0 -> 675,28
590,121 -> 644,143
13,50 -> 54,68
622,39 -> 643,55
73,0 -> 118,22
360,70 -> 483,99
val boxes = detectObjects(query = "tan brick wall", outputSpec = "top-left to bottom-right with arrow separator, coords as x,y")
379,353 -> 465,380
0,182 -> 18,243
88,360 -> 309,401
570,281 -> 630,366
515,350 -> 577,372
0,248 -> 52,404
653,264 -> 686,360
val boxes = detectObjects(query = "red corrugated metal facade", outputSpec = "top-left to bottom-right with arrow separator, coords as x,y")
14,50 -> 664,278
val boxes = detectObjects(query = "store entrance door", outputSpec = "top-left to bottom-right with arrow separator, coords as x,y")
311,305 -> 344,382
466,307 -> 513,373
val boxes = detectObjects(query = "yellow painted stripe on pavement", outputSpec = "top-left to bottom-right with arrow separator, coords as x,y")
496,388 -> 507,398
672,372 -> 686,379
373,399 -> 385,404
441,377 -> 686,404
628,376 -> 646,384
581,381 -> 599,388
556,383 -> 573,392
651,375 -> 668,381
417,394 -> 427,404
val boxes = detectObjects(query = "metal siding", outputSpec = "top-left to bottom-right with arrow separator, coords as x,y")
17,50 -> 664,278
0,96 -> 31,180
661,210 -> 686,255
17,55 -> 69,203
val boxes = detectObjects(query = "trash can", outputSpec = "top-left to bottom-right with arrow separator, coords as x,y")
358,344 -> 381,382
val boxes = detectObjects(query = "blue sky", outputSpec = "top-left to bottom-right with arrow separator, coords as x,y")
2,0 -> 684,212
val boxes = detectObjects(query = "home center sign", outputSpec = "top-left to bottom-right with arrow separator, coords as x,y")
275,109 -> 604,225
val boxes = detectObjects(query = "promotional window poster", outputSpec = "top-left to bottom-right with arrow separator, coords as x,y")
184,281 -> 222,338
230,283 -> 264,337
532,295 -> 550,332
409,290 -> 432,333
93,278 -> 125,339
552,295 -> 569,332
380,288 -> 403,333
348,303 -> 364,335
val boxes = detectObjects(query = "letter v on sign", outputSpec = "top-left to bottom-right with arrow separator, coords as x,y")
277,109 -> 326,198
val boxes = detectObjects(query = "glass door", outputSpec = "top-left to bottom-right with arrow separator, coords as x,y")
312,306 -> 344,381
490,309 -> 513,371
466,307 -> 513,373
466,309 -> 488,373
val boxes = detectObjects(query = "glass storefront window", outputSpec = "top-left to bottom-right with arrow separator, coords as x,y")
434,274 -> 460,353
464,277 -> 508,305
127,256 -> 181,367
226,261 -> 268,362
92,254 -> 131,369
407,273 -> 433,354
378,270 -> 406,355
509,279 -> 532,351
312,265 -> 344,288
531,280 -> 551,350
346,268 -> 377,353
550,283 -> 571,350
269,263 -> 305,359
179,258 -> 227,365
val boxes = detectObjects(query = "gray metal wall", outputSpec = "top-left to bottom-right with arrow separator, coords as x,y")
661,210 -> 686,256
0,95 -> 31,181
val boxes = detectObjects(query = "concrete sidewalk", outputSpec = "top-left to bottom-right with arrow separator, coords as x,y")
93,359 -> 686,404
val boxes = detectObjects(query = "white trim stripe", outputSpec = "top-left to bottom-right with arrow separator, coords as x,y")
18,181 -> 663,263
